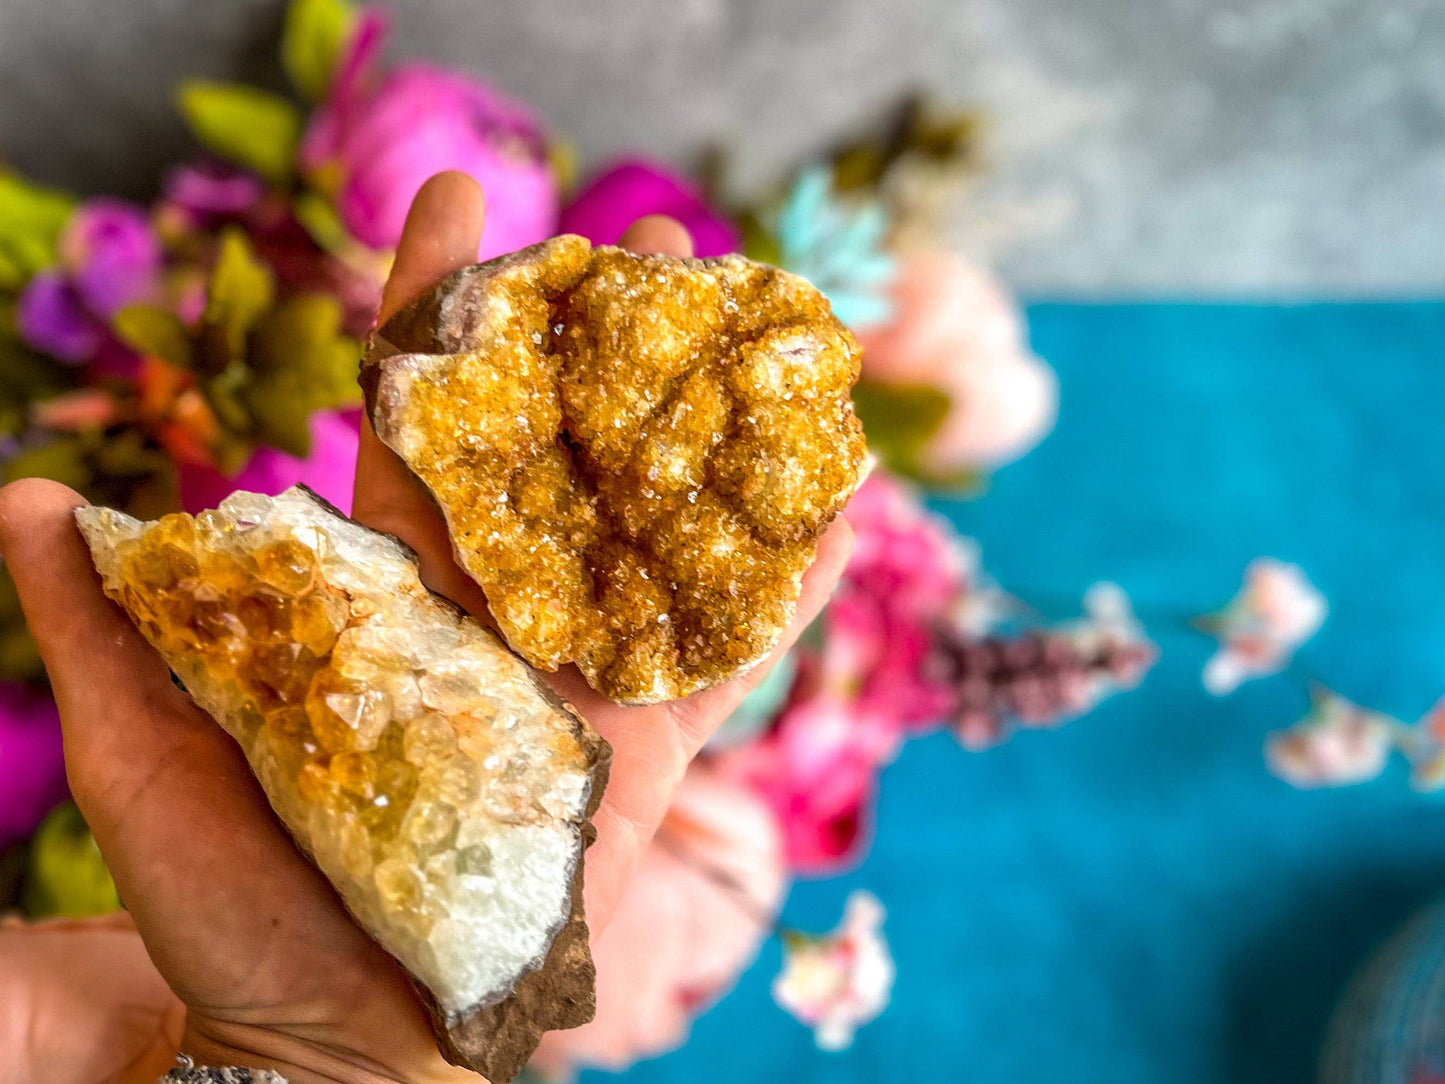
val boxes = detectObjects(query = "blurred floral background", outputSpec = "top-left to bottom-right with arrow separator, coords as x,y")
1,1 -> 1444,1082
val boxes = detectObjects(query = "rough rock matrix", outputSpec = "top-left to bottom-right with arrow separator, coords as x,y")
365,234 -> 868,704
76,486 -> 609,1083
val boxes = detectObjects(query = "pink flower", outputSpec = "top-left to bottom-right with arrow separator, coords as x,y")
855,250 -> 1056,473
1202,559 -> 1327,695
531,762 -> 785,1080
559,160 -> 739,258
301,9 -> 556,258
160,161 -> 266,226
16,200 -> 160,364
177,409 -> 359,515
30,389 -> 120,432
826,473 -> 973,728
773,891 -> 894,1050
0,683 -> 68,849
1265,689 -> 1397,788
717,695 -> 899,873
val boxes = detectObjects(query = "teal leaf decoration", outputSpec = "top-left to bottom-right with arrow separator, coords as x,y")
0,174 -> 76,290
772,167 -> 896,330
177,81 -> 303,184
282,0 -> 356,102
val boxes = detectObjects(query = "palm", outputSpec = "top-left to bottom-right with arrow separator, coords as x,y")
0,172 -> 849,1083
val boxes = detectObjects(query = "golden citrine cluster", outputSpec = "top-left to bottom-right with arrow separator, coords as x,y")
76,488 -> 604,1035
367,235 -> 868,704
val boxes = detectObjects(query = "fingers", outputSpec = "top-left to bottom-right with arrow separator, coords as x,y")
0,478 -> 194,767
0,479 -> 381,1001
670,515 -> 854,753
352,172 -> 488,606
578,516 -> 853,930
376,171 -> 486,325
618,214 -> 695,258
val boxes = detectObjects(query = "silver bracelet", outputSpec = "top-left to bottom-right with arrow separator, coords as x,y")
159,1053 -> 290,1083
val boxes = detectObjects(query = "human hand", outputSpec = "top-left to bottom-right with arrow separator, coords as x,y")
0,171 -> 850,1083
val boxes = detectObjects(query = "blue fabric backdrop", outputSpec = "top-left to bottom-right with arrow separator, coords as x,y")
588,303 -> 1445,1084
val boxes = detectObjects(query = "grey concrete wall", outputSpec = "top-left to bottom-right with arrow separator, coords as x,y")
2,0 -> 1443,296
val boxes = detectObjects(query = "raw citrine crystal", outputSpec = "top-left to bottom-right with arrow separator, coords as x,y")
365,235 -> 868,705
75,486 -> 609,1083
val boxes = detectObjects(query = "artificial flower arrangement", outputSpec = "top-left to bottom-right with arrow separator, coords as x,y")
0,0 -> 1390,1076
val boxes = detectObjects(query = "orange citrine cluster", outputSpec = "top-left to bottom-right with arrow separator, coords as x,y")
368,236 -> 869,703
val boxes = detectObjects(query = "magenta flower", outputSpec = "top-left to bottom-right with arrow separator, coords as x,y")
0,683 -> 68,850
718,694 -> 900,873
300,9 -> 556,258
178,409 -> 359,515
16,200 -> 161,364
560,160 -> 739,258
825,474 -> 972,729
161,161 -> 266,226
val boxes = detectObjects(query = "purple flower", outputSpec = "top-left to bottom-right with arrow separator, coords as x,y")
0,683 -> 67,850
15,274 -> 101,362
560,160 -> 740,257
178,409 -> 359,515
16,200 -> 161,364
301,9 -> 557,258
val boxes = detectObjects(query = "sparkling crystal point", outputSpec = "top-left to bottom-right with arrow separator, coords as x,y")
76,486 -> 609,1082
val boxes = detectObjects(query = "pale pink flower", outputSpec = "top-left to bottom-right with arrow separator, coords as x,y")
30,388 -> 120,432
854,250 -> 1056,473
1405,697 -> 1445,791
530,762 -> 785,1080
1202,559 -> 1327,695
773,891 -> 894,1051
1265,689 -> 1397,788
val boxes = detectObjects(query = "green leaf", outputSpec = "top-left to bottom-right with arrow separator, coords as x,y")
0,174 -> 77,288
852,379 -> 948,466
0,318 -> 72,437
3,435 -> 92,492
292,190 -> 353,254
738,210 -> 781,265
112,305 -> 194,368
205,228 -> 275,362
282,0 -> 356,101
0,566 -> 43,684
851,379 -> 985,492
22,802 -> 121,919
243,294 -> 361,455
177,81 -> 303,184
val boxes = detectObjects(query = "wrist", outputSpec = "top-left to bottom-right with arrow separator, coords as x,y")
181,1016 -> 480,1084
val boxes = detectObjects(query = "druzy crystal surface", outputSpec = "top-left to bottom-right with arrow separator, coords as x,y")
366,234 -> 868,704
75,486 -> 608,1082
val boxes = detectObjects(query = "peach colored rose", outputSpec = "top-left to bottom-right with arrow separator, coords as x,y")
0,912 -> 183,1083
855,250 -> 1056,473
530,762 -> 786,1080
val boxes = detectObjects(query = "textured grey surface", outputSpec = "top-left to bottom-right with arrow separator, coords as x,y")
2,0 -> 1443,295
